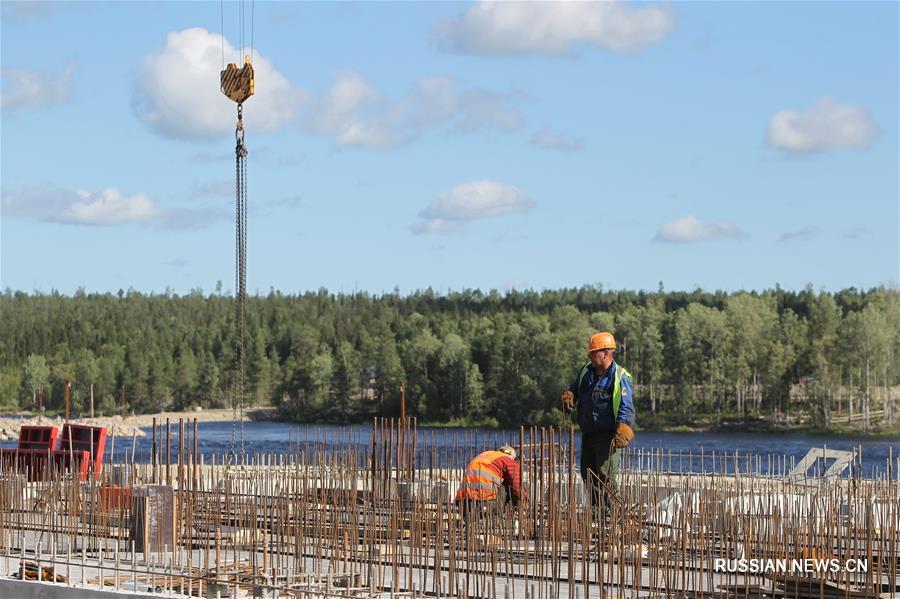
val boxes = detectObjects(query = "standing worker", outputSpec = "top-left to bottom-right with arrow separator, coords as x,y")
558,331 -> 635,512
455,445 -> 522,519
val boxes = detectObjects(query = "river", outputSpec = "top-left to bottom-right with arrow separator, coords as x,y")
2,421 -> 896,476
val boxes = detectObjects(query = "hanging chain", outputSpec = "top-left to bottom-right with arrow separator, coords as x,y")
232,103 -> 248,461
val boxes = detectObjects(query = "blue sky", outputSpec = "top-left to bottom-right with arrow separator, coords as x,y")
2,1 -> 897,296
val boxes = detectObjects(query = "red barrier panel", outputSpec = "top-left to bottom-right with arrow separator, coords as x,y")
58,423 -> 107,475
0,448 -> 92,481
17,425 -> 58,451
51,449 -> 91,481
0,448 -> 51,481
99,485 -> 132,510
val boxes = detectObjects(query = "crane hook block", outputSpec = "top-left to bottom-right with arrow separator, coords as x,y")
220,56 -> 255,104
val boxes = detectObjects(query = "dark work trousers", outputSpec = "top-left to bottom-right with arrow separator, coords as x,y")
459,486 -> 508,524
458,487 -> 514,545
580,431 -> 620,512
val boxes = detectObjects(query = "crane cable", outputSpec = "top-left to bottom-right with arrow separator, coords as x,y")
220,0 -> 255,462
234,104 -> 248,461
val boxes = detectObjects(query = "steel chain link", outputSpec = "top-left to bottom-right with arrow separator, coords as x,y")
232,103 -> 248,462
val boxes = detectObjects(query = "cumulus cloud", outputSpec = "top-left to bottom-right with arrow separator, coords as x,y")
1,63 -> 75,111
133,27 -> 304,139
302,72 -> 522,148
530,126 -> 584,152
412,180 -> 533,235
133,28 -> 523,145
433,0 -> 674,56
654,215 -> 746,243
766,98 -> 877,153
1,186 -> 224,228
1,187 -> 160,225
778,226 -> 821,243
411,218 -> 464,235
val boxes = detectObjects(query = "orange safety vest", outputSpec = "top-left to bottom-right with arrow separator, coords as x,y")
455,450 -> 508,502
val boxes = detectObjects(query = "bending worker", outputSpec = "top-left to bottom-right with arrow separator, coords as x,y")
558,331 -> 635,511
455,445 -> 522,517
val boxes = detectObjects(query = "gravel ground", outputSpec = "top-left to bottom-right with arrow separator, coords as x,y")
0,407 -> 276,441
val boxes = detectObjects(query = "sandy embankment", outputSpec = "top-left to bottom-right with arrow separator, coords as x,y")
0,407 -> 276,441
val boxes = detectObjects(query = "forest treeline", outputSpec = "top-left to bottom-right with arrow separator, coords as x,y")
0,286 -> 897,431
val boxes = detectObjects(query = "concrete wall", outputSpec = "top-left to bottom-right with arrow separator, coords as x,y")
0,579 -> 157,599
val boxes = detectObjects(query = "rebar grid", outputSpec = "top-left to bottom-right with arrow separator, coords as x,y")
0,419 -> 897,598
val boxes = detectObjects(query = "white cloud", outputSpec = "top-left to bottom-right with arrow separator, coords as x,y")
454,88 -> 523,132
1,63 -> 75,111
132,27 -> 304,139
411,218 -> 463,236
530,126 -> 584,152
1,186 -> 225,228
654,215 -> 745,243
133,28 -> 522,145
766,98 -> 877,153
2,187 -> 160,225
433,0 -> 674,56
65,189 -> 162,225
302,72 -> 522,148
413,180 -> 533,235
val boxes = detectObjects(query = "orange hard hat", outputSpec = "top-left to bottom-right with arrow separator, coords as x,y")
588,332 -> 616,353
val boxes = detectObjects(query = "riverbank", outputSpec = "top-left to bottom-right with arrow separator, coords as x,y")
2,407 -> 894,441
0,407 -> 277,441
415,413 -> 900,437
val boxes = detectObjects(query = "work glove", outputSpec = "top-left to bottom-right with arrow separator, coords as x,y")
612,422 -> 634,448
558,390 -> 575,414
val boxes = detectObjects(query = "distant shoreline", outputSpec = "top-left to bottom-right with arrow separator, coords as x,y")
0,407 -> 276,441
2,408 -> 896,441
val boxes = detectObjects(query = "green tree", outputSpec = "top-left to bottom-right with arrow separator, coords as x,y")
402,325 -> 441,419
197,352 -> 221,409
723,294 -> 779,417
50,360 -> 75,413
174,345 -> 198,410
1,367 -> 22,411
23,354 -> 50,409
670,303 -> 729,419
97,344 -> 125,415
615,301 -> 664,413
331,340 -> 361,418
846,301 -> 892,431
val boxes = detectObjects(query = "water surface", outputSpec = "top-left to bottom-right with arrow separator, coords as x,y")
3,421 -> 896,477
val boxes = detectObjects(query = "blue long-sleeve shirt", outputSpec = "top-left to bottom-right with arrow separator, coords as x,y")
568,361 -> 635,434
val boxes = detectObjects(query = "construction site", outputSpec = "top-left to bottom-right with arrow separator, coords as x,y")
2,2 -> 898,598
0,417 -> 897,598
